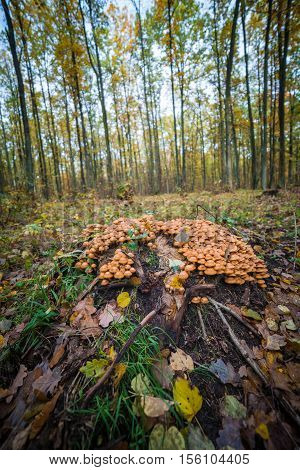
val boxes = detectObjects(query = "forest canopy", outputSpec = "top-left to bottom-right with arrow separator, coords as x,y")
0,0 -> 299,197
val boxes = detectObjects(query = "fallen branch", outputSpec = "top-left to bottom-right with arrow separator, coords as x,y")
210,299 -> 300,428
210,298 -> 268,384
76,277 -> 99,302
83,304 -> 162,406
167,284 -> 215,340
197,307 -> 207,340
207,297 -> 260,337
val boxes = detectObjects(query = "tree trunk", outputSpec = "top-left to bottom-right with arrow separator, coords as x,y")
261,0 -> 273,189
241,0 -> 257,189
277,0 -> 292,187
224,0 -> 240,188
167,0 -> 180,187
1,0 -> 34,194
213,0 -> 226,185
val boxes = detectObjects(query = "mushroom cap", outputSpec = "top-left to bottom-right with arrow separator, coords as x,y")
204,268 -> 217,275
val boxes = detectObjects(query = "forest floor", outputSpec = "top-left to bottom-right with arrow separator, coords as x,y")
0,189 -> 299,450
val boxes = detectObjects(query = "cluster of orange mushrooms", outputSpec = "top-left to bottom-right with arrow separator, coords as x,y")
76,215 -> 269,289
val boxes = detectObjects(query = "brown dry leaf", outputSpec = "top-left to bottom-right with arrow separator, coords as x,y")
98,300 -> 123,328
29,389 -> 62,440
151,357 -> 174,390
286,363 -> 300,387
12,425 -> 31,450
49,339 -> 67,369
32,365 -> 62,401
265,334 -> 286,351
140,396 -> 173,418
161,290 -> 184,321
170,348 -> 194,372
6,364 -> 28,404
71,296 -> 101,336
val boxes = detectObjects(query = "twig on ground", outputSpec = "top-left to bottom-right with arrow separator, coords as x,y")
196,203 -> 217,220
83,304 -> 162,406
210,298 -> 268,384
197,307 -> 207,340
76,277 -> 99,302
207,297 -> 259,337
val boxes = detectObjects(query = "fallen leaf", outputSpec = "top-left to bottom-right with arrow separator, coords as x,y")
6,364 -> 28,404
221,395 -> 247,420
187,424 -> 215,450
277,305 -> 290,314
169,259 -> 184,271
32,366 -> 62,400
98,300 -> 123,328
12,426 -> 31,450
131,373 -> 152,395
112,363 -> 127,388
209,359 -> 239,385
140,396 -> 172,418
173,377 -> 202,422
80,358 -> 108,379
0,334 -> 7,349
281,319 -> 297,331
0,319 -> 12,333
29,389 -> 62,440
149,424 -> 185,450
49,340 -> 66,368
255,423 -> 269,440
170,348 -> 194,372
70,296 -> 100,336
265,334 -> 286,351
117,292 -> 131,308
241,307 -> 262,321
151,357 -> 174,390
217,417 -> 244,450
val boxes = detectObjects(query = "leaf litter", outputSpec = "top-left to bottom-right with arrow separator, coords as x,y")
1,193 -> 300,450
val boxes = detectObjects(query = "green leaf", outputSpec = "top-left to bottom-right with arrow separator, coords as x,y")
241,307 -> 262,321
149,424 -> 185,450
222,395 -> 247,419
80,358 -> 108,378
187,424 -> 215,450
131,373 -> 152,395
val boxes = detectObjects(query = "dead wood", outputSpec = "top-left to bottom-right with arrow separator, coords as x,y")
207,297 -> 260,337
166,284 -> 215,340
209,297 -> 268,384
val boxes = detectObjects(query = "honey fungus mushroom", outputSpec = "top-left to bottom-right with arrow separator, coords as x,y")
98,249 -> 136,285
79,216 -> 269,289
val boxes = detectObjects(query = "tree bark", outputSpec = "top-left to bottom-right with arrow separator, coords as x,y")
167,0 -> 180,188
241,0 -> 257,189
1,0 -> 34,194
224,0 -> 240,188
277,0 -> 292,187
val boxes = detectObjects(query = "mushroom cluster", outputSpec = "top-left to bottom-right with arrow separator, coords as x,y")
98,249 -> 136,286
163,219 -> 269,288
78,216 -> 269,289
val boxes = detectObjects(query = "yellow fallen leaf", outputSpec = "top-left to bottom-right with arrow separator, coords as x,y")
168,275 -> 183,289
117,292 -> 131,308
173,377 -> 203,422
112,363 -> 127,388
255,423 -> 269,440
0,335 -> 6,349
